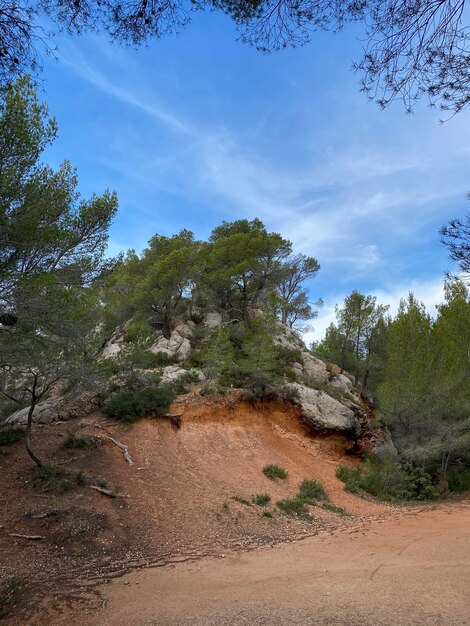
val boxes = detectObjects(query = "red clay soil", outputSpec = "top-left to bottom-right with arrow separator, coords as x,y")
69,499 -> 470,626
0,391 -> 455,624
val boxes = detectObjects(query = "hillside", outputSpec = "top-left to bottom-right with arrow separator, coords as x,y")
0,381 -> 399,623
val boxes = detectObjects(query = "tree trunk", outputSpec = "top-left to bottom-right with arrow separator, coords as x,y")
24,383 -> 44,468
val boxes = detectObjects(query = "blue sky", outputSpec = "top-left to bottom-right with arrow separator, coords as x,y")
38,10 -> 470,341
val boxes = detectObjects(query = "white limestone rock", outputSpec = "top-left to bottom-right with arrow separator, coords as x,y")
202,312 -> 222,329
5,393 -> 97,425
288,383 -> 360,434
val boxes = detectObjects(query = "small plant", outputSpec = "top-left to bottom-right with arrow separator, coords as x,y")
322,502 -> 348,515
298,478 -> 328,503
262,464 -> 288,480
402,464 -> 438,501
32,465 -> 88,494
446,467 -> 470,493
336,460 -> 437,502
231,495 -> 251,506
276,497 -> 309,519
252,493 -> 271,506
103,385 -> 176,422
222,501 -> 229,510
336,464 -> 361,493
60,431 -> 89,450
262,510 -> 273,518
0,576 -> 25,616
169,370 -> 201,395
199,384 -> 217,396
0,426 -> 23,446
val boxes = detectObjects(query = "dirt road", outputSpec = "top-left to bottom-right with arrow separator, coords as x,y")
66,499 -> 470,626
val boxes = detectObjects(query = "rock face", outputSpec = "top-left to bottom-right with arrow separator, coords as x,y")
160,366 -> 204,384
101,325 -> 128,359
96,312 -> 395,458
5,393 -> 97,425
149,328 -> 192,362
202,312 -> 222,329
288,383 -> 360,434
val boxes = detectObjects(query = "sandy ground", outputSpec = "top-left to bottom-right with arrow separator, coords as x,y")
62,499 -> 470,626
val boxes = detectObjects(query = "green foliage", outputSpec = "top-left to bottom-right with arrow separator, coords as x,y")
231,495 -> 251,506
446,467 -> 470,493
60,431 -> 89,450
262,510 -> 273,518
0,576 -> 25,616
252,493 -> 271,506
313,290 -> 389,390
123,321 -> 153,344
103,386 -> 175,422
272,253 -> 320,328
336,460 -> 437,502
379,287 -> 470,468
322,502 -> 347,515
197,327 -> 235,378
169,370 -> 201,394
298,478 -> 328,503
0,426 -> 23,446
262,464 -> 288,480
202,218 -> 291,324
402,464 -> 438,501
32,465 -> 87,494
276,497 -> 309,519
199,384 -> 218,396
0,77 -> 116,466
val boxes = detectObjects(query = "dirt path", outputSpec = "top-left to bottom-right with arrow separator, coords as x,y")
62,499 -> 470,626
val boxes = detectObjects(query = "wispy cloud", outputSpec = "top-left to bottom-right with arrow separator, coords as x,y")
49,35 -> 469,324
60,41 -> 195,136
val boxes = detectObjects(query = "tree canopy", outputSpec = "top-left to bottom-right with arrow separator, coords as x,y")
0,76 -> 117,464
0,1 -> 468,113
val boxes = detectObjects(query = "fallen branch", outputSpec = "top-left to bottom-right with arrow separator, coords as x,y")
55,456 -> 77,465
9,533 -> 45,540
89,485 -> 129,498
94,424 -> 133,465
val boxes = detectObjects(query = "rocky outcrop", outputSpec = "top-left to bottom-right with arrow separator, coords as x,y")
149,326 -> 192,362
160,366 -> 204,384
288,383 -> 360,434
202,312 -> 222,329
5,393 -> 97,425
101,324 -> 129,359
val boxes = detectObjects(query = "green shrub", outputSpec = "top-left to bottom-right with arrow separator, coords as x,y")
336,460 -> 437,502
0,427 -> 23,446
60,431 -> 89,450
169,370 -> 200,395
402,464 -> 438,501
262,510 -> 273,518
0,576 -> 25,616
199,384 -> 217,396
231,495 -> 251,506
276,497 -> 309,519
322,502 -> 348,515
298,478 -> 328,503
103,385 -> 175,422
262,464 -> 288,480
123,321 -> 152,344
32,465 -> 87,494
98,358 -> 122,378
446,467 -> 470,493
252,493 -> 271,506
336,464 -> 361,493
